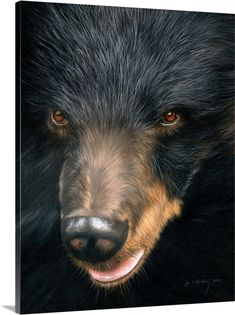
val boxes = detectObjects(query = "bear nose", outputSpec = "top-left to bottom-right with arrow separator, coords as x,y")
61,216 -> 129,263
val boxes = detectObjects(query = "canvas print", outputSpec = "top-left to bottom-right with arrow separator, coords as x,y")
16,1 -> 234,313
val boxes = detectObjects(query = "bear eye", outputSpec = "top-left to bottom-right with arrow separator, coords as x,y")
160,111 -> 180,126
51,111 -> 67,125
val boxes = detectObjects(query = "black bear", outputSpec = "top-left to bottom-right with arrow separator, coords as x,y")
16,2 -> 234,313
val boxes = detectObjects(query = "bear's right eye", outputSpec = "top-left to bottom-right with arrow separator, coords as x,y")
51,111 -> 67,125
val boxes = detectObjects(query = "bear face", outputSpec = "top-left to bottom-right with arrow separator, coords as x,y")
18,2 -> 234,312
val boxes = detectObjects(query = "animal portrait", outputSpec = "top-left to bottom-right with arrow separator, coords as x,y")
16,2 -> 234,313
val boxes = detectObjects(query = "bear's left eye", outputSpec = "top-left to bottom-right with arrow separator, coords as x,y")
51,111 -> 67,125
160,111 -> 180,126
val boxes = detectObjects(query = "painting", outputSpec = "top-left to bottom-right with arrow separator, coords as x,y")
16,1 -> 234,313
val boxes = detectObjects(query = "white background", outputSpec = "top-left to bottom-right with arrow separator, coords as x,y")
0,0 -> 234,314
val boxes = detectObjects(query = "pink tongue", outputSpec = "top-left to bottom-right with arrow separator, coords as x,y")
89,249 -> 144,283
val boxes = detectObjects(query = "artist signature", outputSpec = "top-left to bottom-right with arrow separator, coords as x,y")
184,278 -> 222,295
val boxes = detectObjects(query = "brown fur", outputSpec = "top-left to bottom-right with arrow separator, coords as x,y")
68,126 -> 183,287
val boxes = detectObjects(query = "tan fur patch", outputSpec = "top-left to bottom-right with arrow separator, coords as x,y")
128,182 -> 182,253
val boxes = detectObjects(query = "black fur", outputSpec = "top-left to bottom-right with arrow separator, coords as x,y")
16,2 -> 234,313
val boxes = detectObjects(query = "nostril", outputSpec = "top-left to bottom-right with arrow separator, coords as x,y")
95,238 -> 116,254
69,238 -> 88,252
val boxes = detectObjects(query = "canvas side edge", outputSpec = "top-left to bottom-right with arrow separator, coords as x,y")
15,1 -> 22,314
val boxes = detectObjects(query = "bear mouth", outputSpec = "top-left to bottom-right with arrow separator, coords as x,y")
88,249 -> 145,283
